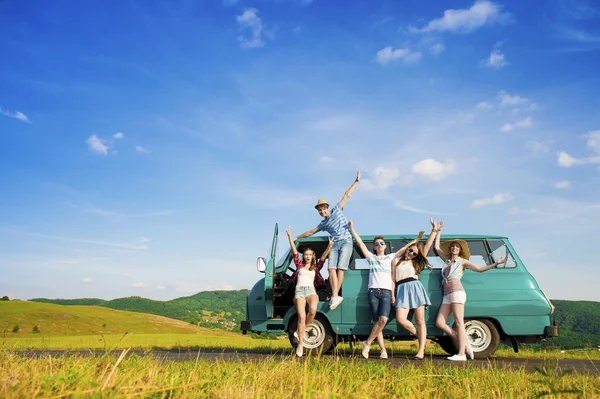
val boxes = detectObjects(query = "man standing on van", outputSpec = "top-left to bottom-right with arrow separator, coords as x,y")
294,170 -> 361,310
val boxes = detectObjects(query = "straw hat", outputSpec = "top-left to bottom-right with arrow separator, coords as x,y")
314,198 -> 330,209
441,240 -> 471,260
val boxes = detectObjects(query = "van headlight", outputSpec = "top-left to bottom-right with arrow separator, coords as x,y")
541,290 -> 555,314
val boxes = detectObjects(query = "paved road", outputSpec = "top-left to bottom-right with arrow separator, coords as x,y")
13,349 -> 600,374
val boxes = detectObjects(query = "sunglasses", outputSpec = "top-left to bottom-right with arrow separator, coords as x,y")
407,248 -> 417,254
374,242 -> 386,246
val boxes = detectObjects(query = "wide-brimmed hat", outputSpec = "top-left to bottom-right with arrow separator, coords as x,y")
441,240 -> 471,260
314,198 -> 330,209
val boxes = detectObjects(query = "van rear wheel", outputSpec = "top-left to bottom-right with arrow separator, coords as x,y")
288,314 -> 336,354
465,319 -> 500,359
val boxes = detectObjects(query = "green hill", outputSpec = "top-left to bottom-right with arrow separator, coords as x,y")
0,300 -> 214,336
545,299 -> 600,349
30,290 -> 248,331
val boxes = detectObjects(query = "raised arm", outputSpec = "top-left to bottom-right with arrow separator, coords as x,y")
338,170 -> 361,209
433,220 -> 448,261
286,226 -> 298,256
422,217 -> 438,256
348,220 -> 370,258
463,257 -> 507,273
321,237 -> 334,260
294,227 -> 319,241
393,231 -> 425,258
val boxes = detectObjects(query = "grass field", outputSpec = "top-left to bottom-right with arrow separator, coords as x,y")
1,350 -> 598,398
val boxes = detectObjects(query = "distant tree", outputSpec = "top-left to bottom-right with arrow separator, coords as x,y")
102,323 -> 107,328
1,296 -> 9,301
12,325 -> 19,333
32,325 -> 40,334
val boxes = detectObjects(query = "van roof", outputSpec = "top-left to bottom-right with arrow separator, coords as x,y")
297,234 -> 508,242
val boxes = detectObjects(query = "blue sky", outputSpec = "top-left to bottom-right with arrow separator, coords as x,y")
1,0 -> 599,301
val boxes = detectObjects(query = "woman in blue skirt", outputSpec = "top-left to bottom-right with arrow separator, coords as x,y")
392,218 -> 438,360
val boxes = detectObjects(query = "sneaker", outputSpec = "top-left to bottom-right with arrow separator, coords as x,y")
296,344 -> 303,357
447,354 -> 467,361
465,340 -> 474,360
361,341 -> 370,359
329,296 -> 344,310
293,331 -> 299,342
380,350 -> 388,360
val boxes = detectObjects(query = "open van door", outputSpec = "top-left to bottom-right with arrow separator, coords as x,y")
264,223 -> 278,319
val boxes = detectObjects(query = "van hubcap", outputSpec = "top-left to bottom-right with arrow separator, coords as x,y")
300,320 -> 326,349
465,320 -> 491,352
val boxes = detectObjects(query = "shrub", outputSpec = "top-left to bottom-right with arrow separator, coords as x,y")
32,325 -> 40,334
102,323 -> 107,328
1,296 -> 9,301
12,325 -> 19,333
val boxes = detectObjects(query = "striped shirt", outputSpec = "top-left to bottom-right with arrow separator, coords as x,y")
316,203 -> 351,242
366,252 -> 395,291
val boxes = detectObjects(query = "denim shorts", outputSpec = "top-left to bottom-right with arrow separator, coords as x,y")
295,286 -> 318,299
328,237 -> 353,271
368,288 -> 392,321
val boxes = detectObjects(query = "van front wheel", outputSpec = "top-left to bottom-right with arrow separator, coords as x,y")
465,319 -> 500,359
288,314 -> 336,354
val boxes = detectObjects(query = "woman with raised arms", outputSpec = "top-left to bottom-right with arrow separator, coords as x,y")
286,226 -> 333,357
434,221 -> 507,361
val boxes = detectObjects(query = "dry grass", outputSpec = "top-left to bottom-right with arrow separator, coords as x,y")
1,350 -> 598,398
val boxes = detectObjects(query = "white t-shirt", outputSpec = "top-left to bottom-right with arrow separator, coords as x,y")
296,267 -> 316,288
366,252 -> 395,291
395,260 -> 417,281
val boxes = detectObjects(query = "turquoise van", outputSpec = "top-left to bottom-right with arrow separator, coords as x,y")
240,225 -> 559,358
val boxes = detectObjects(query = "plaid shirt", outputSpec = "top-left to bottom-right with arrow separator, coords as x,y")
291,253 -> 327,288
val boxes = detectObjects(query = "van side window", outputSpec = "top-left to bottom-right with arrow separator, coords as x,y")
487,240 -> 517,268
351,243 -> 370,270
425,240 -> 490,268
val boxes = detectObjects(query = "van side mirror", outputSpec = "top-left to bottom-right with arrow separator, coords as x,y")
257,257 -> 267,273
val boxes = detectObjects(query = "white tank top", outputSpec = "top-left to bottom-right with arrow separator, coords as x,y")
296,267 -> 316,287
395,260 -> 417,281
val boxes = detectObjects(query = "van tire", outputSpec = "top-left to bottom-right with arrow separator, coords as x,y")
465,319 -> 500,359
288,314 -> 336,354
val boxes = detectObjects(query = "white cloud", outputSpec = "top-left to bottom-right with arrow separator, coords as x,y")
132,282 -> 150,288
555,181 -> 571,189
236,8 -> 266,49
411,159 -> 457,181
361,166 -> 407,191
376,46 -> 422,65
557,151 -> 583,167
394,201 -> 450,216
81,277 -> 93,284
318,156 -> 334,164
498,91 -> 528,106
587,130 -> 600,154
429,43 -> 445,55
408,0 -> 509,34
500,117 -> 532,132
86,135 -> 108,155
481,49 -> 507,69
113,132 -> 124,139
471,193 -> 512,209
0,106 -> 31,123
157,284 -> 167,290
135,146 -> 148,153
476,101 -> 494,110
138,236 -> 150,243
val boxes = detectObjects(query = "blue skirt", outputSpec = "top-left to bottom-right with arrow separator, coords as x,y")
395,280 -> 431,309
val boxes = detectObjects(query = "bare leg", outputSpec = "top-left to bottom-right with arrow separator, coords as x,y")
295,297 -> 307,347
336,270 -> 345,295
435,303 -> 458,341
452,303 -> 466,356
328,269 -> 338,298
376,332 -> 386,352
305,294 -> 319,327
395,307 -> 417,335
414,305 -> 427,358
366,316 -> 388,346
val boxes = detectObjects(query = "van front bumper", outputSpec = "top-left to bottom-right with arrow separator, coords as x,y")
544,324 -> 559,337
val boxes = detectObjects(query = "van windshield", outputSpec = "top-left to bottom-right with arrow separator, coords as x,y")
276,248 -> 291,268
